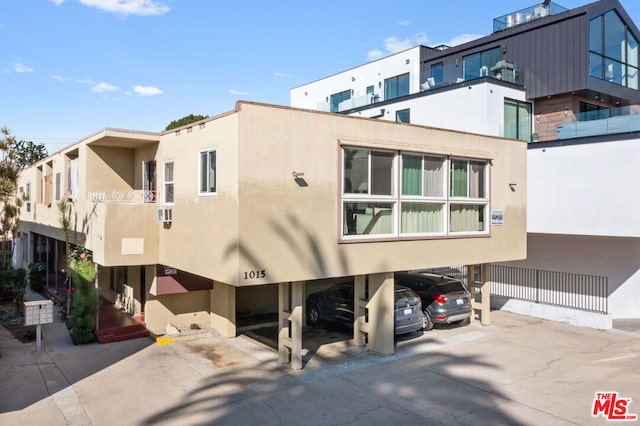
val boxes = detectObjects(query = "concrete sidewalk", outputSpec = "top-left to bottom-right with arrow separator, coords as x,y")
1,310 -> 639,425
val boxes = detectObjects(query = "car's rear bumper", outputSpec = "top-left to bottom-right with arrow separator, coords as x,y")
394,320 -> 423,335
436,312 -> 471,324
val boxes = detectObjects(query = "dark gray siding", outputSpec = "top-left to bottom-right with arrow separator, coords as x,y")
420,0 -> 640,104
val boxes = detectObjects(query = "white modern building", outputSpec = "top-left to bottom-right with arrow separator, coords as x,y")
291,0 -> 640,328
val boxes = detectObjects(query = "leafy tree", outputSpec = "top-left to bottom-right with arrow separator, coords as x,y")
165,114 -> 208,131
0,127 -> 25,267
13,139 -> 47,170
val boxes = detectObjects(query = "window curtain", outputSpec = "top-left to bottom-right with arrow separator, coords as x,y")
450,205 -> 484,232
70,158 -> 79,201
451,160 -> 468,197
402,155 -> 422,195
469,162 -> 485,198
401,203 -> 443,233
208,151 -> 216,192
424,157 -> 443,197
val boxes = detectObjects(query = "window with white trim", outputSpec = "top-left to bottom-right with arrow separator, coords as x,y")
163,161 -> 175,204
449,158 -> 488,233
198,149 -> 217,195
400,154 -> 446,235
341,147 -> 489,239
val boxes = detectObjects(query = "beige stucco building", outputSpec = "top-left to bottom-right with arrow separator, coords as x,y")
15,101 -> 526,368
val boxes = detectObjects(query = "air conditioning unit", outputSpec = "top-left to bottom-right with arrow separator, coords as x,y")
157,208 -> 172,223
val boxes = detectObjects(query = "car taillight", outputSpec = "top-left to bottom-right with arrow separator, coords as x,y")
433,295 -> 447,304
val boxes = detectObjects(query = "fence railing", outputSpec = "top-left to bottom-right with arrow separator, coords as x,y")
88,190 -> 157,203
419,264 -> 608,314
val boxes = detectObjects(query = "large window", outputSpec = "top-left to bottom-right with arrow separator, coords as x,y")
330,89 -> 351,113
463,47 -> 501,81
589,10 -> 639,90
450,159 -> 488,233
400,154 -> 446,235
163,161 -> 174,204
199,149 -> 217,195
504,99 -> 532,141
384,73 -> 410,100
342,147 -> 489,239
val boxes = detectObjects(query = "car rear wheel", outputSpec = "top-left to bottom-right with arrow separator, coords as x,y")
307,304 -> 321,327
422,311 -> 434,331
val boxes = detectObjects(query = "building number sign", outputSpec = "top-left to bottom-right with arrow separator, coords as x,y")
244,270 -> 266,280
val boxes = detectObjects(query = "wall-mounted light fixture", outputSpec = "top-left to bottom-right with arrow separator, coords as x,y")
509,183 -> 517,192
292,171 -> 308,187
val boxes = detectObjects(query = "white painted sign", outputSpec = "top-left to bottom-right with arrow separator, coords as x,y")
491,210 -> 504,226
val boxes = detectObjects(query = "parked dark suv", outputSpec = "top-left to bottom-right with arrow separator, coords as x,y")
396,272 -> 472,330
306,280 -> 423,336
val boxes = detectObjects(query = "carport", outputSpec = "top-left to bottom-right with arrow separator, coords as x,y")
276,265 -> 492,369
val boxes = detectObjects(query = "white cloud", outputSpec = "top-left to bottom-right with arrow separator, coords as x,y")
91,82 -> 119,93
14,60 -> 33,73
228,89 -> 248,95
50,0 -> 65,5
445,33 -> 484,46
79,0 -> 170,16
133,85 -> 162,96
384,32 -> 428,53
51,75 -> 72,83
398,20 -> 410,27
274,72 -> 292,78
367,49 -> 384,61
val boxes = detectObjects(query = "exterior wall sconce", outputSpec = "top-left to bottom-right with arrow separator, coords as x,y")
292,171 -> 307,187
509,183 -> 517,192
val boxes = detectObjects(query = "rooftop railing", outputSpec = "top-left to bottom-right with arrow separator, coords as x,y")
322,61 -> 524,114
534,104 -> 640,142
493,2 -> 568,32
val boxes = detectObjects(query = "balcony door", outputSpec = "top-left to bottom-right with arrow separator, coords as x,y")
143,160 -> 157,203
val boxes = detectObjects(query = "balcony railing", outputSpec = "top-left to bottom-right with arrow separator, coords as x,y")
88,189 -> 157,203
320,61 -> 524,114
532,104 -> 640,142
493,2 -> 568,33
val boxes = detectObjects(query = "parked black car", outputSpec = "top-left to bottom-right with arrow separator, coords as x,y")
396,272 -> 472,330
306,280 -> 423,335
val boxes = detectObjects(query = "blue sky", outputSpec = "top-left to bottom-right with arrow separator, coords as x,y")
2,0 -> 640,154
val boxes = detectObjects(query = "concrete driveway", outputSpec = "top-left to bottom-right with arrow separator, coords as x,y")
1,309 -> 639,425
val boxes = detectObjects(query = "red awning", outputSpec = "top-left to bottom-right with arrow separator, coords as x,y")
155,276 -> 189,295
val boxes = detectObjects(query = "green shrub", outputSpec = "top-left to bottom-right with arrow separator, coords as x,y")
28,262 -> 46,293
69,259 -> 98,344
0,267 -> 27,307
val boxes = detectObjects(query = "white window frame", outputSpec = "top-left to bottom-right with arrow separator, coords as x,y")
340,147 -> 490,241
163,160 -> 175,205
399,153 -> 447,237
198,148 -> 217,196
449,157 -> 490,234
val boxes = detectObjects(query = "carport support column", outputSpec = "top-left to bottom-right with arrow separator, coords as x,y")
211,282 -> 236,337
366,272 -> 395,356
354,275 -> 367,346
278,281 -> 303,370
468,264 -> 491,326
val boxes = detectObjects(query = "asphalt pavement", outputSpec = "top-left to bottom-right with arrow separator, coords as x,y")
1,309 -> 639,425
